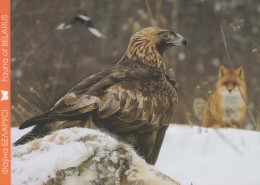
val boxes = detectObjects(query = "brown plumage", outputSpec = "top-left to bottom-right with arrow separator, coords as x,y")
14,27 -> 187,165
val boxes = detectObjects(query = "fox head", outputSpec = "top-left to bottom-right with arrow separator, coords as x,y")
216,65 -> 246,96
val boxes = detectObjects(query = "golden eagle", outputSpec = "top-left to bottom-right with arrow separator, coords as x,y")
14,27 -> 187,165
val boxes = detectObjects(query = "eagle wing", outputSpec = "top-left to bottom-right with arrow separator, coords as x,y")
19,66 -> 175,127
15,65 -> 177,150
54,66 -> 176,132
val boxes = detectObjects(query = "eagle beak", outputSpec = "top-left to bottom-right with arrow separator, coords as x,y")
180,37 -> 187,47
168,33 -> 187,47
176,33 -> 187,47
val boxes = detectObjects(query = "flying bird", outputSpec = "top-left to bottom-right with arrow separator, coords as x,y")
56,14 -> 105,38
14,27 -> 187,165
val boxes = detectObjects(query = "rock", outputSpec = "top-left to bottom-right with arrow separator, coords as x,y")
12,127 -> 180,185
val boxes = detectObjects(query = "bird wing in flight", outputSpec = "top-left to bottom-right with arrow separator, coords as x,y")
56,14 -> 105,38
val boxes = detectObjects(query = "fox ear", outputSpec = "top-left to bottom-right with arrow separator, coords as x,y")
235,66 -> 244,79
218,65 -> 227,78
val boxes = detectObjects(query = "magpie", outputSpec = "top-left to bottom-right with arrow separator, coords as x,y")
56,14 -> 105,38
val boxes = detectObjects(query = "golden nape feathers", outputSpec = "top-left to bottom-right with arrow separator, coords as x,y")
14,27 -> 186,165
121,27 -> 187,73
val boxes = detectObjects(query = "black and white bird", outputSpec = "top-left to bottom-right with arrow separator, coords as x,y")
56,14 -> 105,38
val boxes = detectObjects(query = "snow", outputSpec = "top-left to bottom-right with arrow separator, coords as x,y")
11,127 -> 179,185
155,125 -> 260,185
11,125 -> 260,185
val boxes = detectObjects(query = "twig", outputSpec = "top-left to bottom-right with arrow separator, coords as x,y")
143,0 -> 154,19
220,25 -> 234,69
52,45 -> 66,102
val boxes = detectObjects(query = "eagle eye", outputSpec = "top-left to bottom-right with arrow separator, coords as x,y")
161,32 -> 169,40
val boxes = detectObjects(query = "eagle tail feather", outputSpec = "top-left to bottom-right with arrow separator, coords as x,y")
13,131 -> 39,146
19,112 -> 52,129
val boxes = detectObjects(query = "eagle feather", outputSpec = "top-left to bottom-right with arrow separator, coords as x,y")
14,27 -> 187,165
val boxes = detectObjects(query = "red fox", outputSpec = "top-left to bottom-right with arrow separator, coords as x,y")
202,65 -> 247,128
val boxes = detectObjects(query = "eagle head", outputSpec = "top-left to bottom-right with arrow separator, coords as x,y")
125,27 -> 187,73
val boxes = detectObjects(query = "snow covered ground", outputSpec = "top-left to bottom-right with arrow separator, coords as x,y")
11,127 -> 179,185
12,125 -> 260,185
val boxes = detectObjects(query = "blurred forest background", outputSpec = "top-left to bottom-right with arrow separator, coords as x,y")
11,0 -> 260,130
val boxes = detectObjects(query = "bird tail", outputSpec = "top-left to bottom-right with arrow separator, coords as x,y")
13,119 -> 57,146
19,112 -> 53,129
13,131 -> 38,146
13,118 -> 91,146
14,112 -> 56,146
